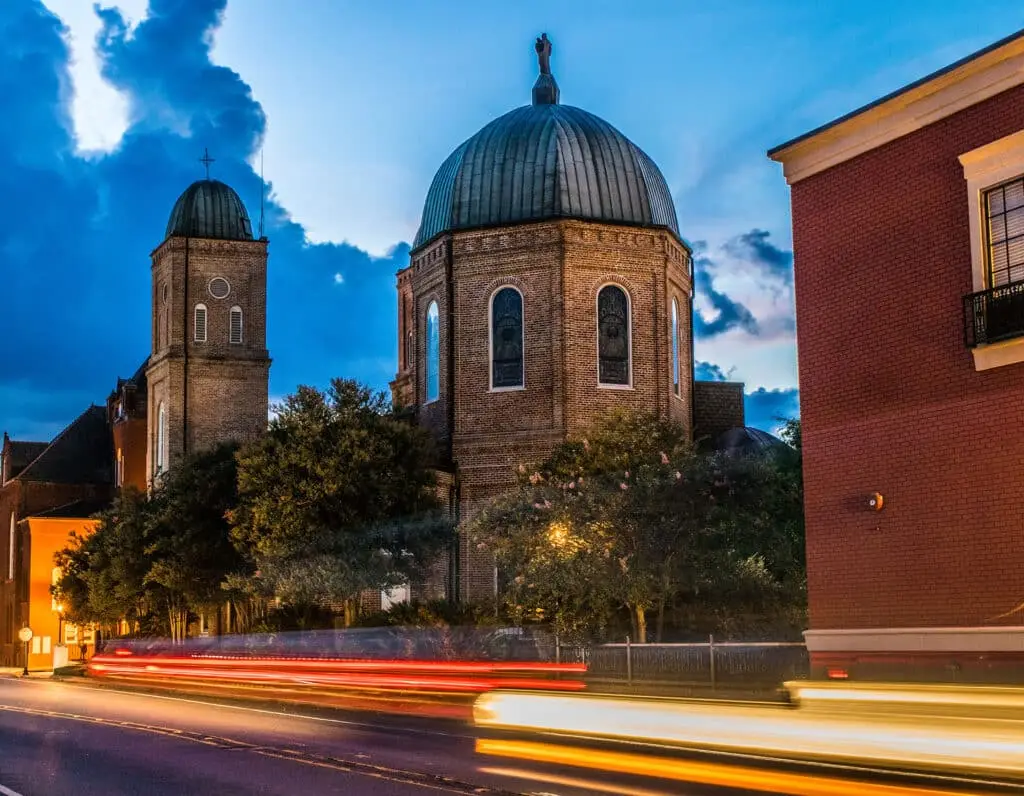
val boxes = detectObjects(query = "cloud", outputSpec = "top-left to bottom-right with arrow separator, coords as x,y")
696,359 -> 798,435
743,387 -> 800,435
333,272 -> 344,285
0,1 -> 403,440
692,229 -> 795,343
694,360 -> 733,382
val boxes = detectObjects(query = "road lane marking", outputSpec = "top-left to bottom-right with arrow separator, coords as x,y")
0,703 -> 519,795
0,785 -> 26,796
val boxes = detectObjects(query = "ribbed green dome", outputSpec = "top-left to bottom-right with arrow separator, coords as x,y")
166,179 -> 253,241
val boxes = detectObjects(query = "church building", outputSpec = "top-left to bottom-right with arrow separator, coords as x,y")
393,35 -> 747,601
0,167 -> 269,668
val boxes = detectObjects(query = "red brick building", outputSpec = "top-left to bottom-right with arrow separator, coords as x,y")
394,36 -> 746,602
770,29 -> 1024,681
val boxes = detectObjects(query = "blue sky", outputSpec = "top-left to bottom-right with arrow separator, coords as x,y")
2,1 -> 1014,441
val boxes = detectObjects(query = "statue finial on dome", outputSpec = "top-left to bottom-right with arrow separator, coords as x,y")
535,33 -> 552,75
532,33 -> 560,105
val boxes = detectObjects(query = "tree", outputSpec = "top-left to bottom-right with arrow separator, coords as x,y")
53,446 -> 247,642
229,379 -> 453,625
471,410 -> 806,643
54,487 -> 155,633
145,443 -> 245,642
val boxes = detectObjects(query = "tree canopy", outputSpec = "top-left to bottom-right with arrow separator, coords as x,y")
229,379 -> 453,622
470,410 -> 805,643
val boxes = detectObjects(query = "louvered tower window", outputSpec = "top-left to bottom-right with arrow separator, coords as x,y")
194,304 -> 207,342
230,306 -> 243,344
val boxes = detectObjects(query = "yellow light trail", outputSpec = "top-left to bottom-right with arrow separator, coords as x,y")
475,739 -> 991,796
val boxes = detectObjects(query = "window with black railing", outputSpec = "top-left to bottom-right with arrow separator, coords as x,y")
964,176 -> 1024,348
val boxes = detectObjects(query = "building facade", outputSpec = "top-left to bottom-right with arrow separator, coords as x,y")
770,29 -> 1024,681
146,178 -> 271,481
0,170 -> 270,669
394,35 -> 746,601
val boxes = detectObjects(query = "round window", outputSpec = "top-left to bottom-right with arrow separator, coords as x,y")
209,277 -> 231,300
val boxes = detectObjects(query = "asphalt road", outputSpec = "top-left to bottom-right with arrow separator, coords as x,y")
0,677 -> 749,796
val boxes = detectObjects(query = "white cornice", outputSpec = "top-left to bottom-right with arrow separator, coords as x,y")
770,36 -> 1024,185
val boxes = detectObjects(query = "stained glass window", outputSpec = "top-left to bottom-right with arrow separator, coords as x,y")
671,299 -> 680,396
598,285 -> 630,385
491,287 -> 524,388
425,301 -> 440,402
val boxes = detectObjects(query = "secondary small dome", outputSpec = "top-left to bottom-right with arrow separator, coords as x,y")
166,179 -> 253,241
413,34 -> 679,250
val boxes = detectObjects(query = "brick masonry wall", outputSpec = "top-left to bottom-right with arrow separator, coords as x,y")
401,219 -> 695,603
789,82 -> 1024,630
147,236 -> 270,476
692,381 -> 746,443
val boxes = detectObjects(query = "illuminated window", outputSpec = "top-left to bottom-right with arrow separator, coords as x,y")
7,513 -> 14,580
597,285 -> 631,386
425,301 -> 440,402
116,448 -> 123,487
490,287 -> 524,389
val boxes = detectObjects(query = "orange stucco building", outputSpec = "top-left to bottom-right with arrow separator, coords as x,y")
20,514 -> 100,670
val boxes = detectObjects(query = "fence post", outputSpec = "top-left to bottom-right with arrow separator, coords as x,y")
709,633 -> 716,690
626,635 -> 632,684
555,633 -> 561,665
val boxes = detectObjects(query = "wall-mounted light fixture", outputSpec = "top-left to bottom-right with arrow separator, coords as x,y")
868,492 -> 884,511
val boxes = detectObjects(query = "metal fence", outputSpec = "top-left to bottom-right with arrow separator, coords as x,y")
539,637 -> 808,688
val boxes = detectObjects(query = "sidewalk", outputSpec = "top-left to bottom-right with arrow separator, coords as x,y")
0,667 -> 53,679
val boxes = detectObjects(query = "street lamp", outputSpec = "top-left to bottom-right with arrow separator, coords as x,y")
56,604 -> 65,646
18,626 -> 32,676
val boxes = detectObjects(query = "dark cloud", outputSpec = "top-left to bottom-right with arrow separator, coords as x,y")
744,387 -> 800,434
692,259 -> 760,338
691,229 -> 794,340
723,228 -> 794,285
0,1 -> 404,440
694,360 -> 732,381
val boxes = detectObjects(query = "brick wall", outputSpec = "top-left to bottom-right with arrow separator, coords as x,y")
789,82 -> 1024,630
692,381 -> 746,443
400,219 -> 695,602
147,236 -> 270,476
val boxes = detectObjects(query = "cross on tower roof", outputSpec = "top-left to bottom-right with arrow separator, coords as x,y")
199,148 -> 215,180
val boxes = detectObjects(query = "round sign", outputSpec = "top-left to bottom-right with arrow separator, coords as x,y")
18,627 -> 32,643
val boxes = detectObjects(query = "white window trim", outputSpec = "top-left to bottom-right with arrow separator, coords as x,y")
488,286 -> 526,393
959,130 -> 1024,371
229,305 -> 243,344
194,303 -> 208,343
8,512 -> 14,580
156,402 -> 168,474
671,297 -> 681,398
424,300 -> 440,404
596,283 -> 634,390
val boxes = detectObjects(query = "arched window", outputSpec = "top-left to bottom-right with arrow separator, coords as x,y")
490,287 -> 524,389
671,298 -> 680,396
229,306 -> 243,344
156,402 -> 167,474
194,304 -> 207,343
116,448 -> 124,487
597,285 -> 631,386
425,301 -> 440,402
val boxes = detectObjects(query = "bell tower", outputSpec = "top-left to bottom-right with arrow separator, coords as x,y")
146,154 -> 271,482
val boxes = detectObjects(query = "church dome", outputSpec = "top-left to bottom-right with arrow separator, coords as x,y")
166,179 -> 253,241
412,34 -> 679,250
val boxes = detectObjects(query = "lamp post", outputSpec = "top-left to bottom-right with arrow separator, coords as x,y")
18,626 -> 32,676
56,604 -> 65,646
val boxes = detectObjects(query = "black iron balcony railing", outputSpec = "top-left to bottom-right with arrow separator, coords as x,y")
963,280 -> 1024,348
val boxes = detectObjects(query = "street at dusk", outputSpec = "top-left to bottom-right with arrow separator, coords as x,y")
5,0 -> 1024,792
